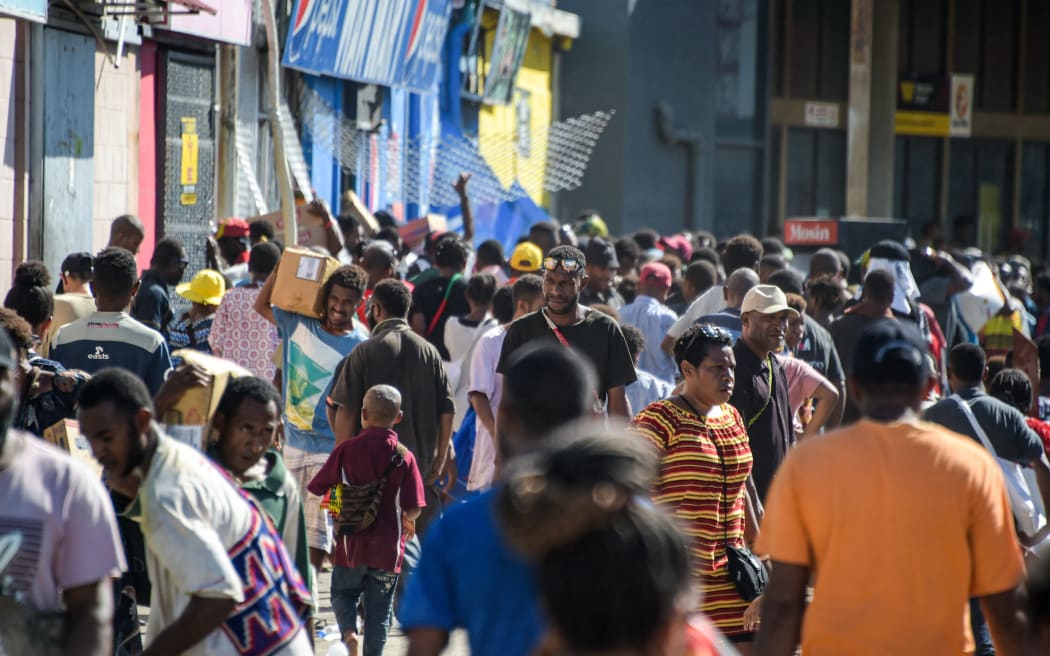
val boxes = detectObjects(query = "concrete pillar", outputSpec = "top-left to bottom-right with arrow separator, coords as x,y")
867,0 -> 899,218
846,0 -> 873,217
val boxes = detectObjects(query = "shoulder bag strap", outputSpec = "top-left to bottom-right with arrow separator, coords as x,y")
426,273 -> 463,338
540,307 -> 573,348
949,394 -> 1000,457
678,395 -> 731,548
746,355 -> 775,429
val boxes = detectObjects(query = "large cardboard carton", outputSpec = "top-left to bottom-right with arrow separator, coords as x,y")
163,349 -> 251,450
271,247 -> 342,319
44,419 -> 102,478
245,205 -> 327,247
399,214 -> 448,250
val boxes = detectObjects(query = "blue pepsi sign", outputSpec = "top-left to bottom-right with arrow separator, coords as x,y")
283,0 -> 453,93
0,0 -> 47,22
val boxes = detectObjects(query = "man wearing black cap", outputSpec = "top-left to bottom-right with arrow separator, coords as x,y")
579,237 -> 625,309
755,320 -> 1026,655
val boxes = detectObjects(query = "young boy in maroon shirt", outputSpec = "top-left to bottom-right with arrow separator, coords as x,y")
308,384 -> 425,656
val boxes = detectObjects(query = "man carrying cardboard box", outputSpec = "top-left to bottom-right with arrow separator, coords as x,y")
254,261 -> 369,575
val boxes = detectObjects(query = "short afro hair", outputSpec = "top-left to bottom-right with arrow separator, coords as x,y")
215,376 -> 282,425
77,367 -> 154,419
435,238 -> 470,269
372,279 -> 412,319
93,247 -> 139,298
320,265 -> 367,308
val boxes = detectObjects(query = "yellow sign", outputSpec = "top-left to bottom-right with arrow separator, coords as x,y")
180,117 -> 198,206
894,111 -> 950,136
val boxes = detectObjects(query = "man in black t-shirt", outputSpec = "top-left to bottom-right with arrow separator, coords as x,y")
497,245 -> 636,417
411,238 -> 470,360
729,284 -> 797,502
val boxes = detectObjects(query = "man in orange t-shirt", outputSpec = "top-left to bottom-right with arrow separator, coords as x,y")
754,319 -> 1025,656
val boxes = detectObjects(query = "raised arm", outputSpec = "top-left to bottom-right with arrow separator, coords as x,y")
453,173 -> 474,244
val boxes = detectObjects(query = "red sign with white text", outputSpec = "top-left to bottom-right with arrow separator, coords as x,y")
783,219 -> 839,246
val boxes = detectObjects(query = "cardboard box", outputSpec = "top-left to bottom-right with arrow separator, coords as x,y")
163,349 -> 252,450
245,206 -> 327,248
399,214 -> 448,250
270,246 -> 343,319
340,189 -> 379,235
44,419 -> 103,479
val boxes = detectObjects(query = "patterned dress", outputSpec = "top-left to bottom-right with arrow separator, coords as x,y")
633,399 -> 754,638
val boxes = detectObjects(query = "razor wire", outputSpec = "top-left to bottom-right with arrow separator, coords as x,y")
295,83 -> 613,210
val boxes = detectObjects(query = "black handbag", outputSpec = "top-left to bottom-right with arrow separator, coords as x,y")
712,423 -> 768,602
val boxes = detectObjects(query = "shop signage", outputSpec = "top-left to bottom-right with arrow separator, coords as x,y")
950,74 -> 974,137
283,0 -> 453,93
895,73 -> 974,137
0,0 -> 46,22
783,219 -> 838,246
804,102 -> 840,128
180,117 -> 199,206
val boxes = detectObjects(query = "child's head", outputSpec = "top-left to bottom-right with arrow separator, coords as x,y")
361,384 -> 403,430
212,376 -> 282,476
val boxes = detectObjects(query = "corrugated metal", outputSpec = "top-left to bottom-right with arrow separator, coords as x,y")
235,45 -> 265,216
41,28 -> 94,279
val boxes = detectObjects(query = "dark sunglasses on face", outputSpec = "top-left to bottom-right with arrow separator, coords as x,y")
543,257 -> 582,273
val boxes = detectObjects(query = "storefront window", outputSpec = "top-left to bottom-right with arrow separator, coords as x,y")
785,128 -> 845,217
948,139 -> 1014,251
1020,142 -> 1050,260
893,136 -> 941,236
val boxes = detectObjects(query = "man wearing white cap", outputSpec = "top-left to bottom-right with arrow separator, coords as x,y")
729,284 -> 799,502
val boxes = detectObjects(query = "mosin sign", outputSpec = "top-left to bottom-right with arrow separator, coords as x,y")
283,0 -> 453,93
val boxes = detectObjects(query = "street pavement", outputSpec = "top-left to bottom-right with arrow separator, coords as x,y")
311,568 -> 470,655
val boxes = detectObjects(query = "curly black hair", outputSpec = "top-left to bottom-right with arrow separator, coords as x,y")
319,265 -> 368,312
4,261 -> 54,327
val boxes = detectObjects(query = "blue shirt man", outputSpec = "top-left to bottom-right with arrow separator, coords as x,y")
618,263 -> 678,383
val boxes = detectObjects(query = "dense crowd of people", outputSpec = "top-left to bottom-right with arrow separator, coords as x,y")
5,187 -> 1050,655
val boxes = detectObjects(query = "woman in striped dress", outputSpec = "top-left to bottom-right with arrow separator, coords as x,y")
633,324 -> 757,650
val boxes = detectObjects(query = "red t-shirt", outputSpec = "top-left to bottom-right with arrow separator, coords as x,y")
307,428 -> 426,572
1027,417 -> 1050,457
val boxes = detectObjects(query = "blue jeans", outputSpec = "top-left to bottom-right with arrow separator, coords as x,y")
330,565 -> 399,656
970,598 -> 995,655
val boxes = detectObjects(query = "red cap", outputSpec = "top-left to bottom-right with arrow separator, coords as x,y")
216,218 -> 250,239
659,234 -> 693,262
640,262 -> 673,288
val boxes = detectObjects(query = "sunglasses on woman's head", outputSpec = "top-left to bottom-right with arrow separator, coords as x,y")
685,324 -> 732,354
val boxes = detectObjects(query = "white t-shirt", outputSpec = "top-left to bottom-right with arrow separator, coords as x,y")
666,285 -> 727,340
466,325 -> 507,491
0,431 -> 125,612
138,435 -> 310,656
444,315 -> 498,430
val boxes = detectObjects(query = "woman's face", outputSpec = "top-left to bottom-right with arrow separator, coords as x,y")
681,344 -> 735,406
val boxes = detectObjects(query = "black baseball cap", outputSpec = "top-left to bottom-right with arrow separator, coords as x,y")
585,237 -> 619,269
60,252 -> 94,280
852,319 -> 928,385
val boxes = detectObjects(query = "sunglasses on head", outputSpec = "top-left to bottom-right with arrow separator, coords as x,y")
685,323 -> 732,354
543,256 -> 583,273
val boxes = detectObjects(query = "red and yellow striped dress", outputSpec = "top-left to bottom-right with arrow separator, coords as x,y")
633,399 -> 754,639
